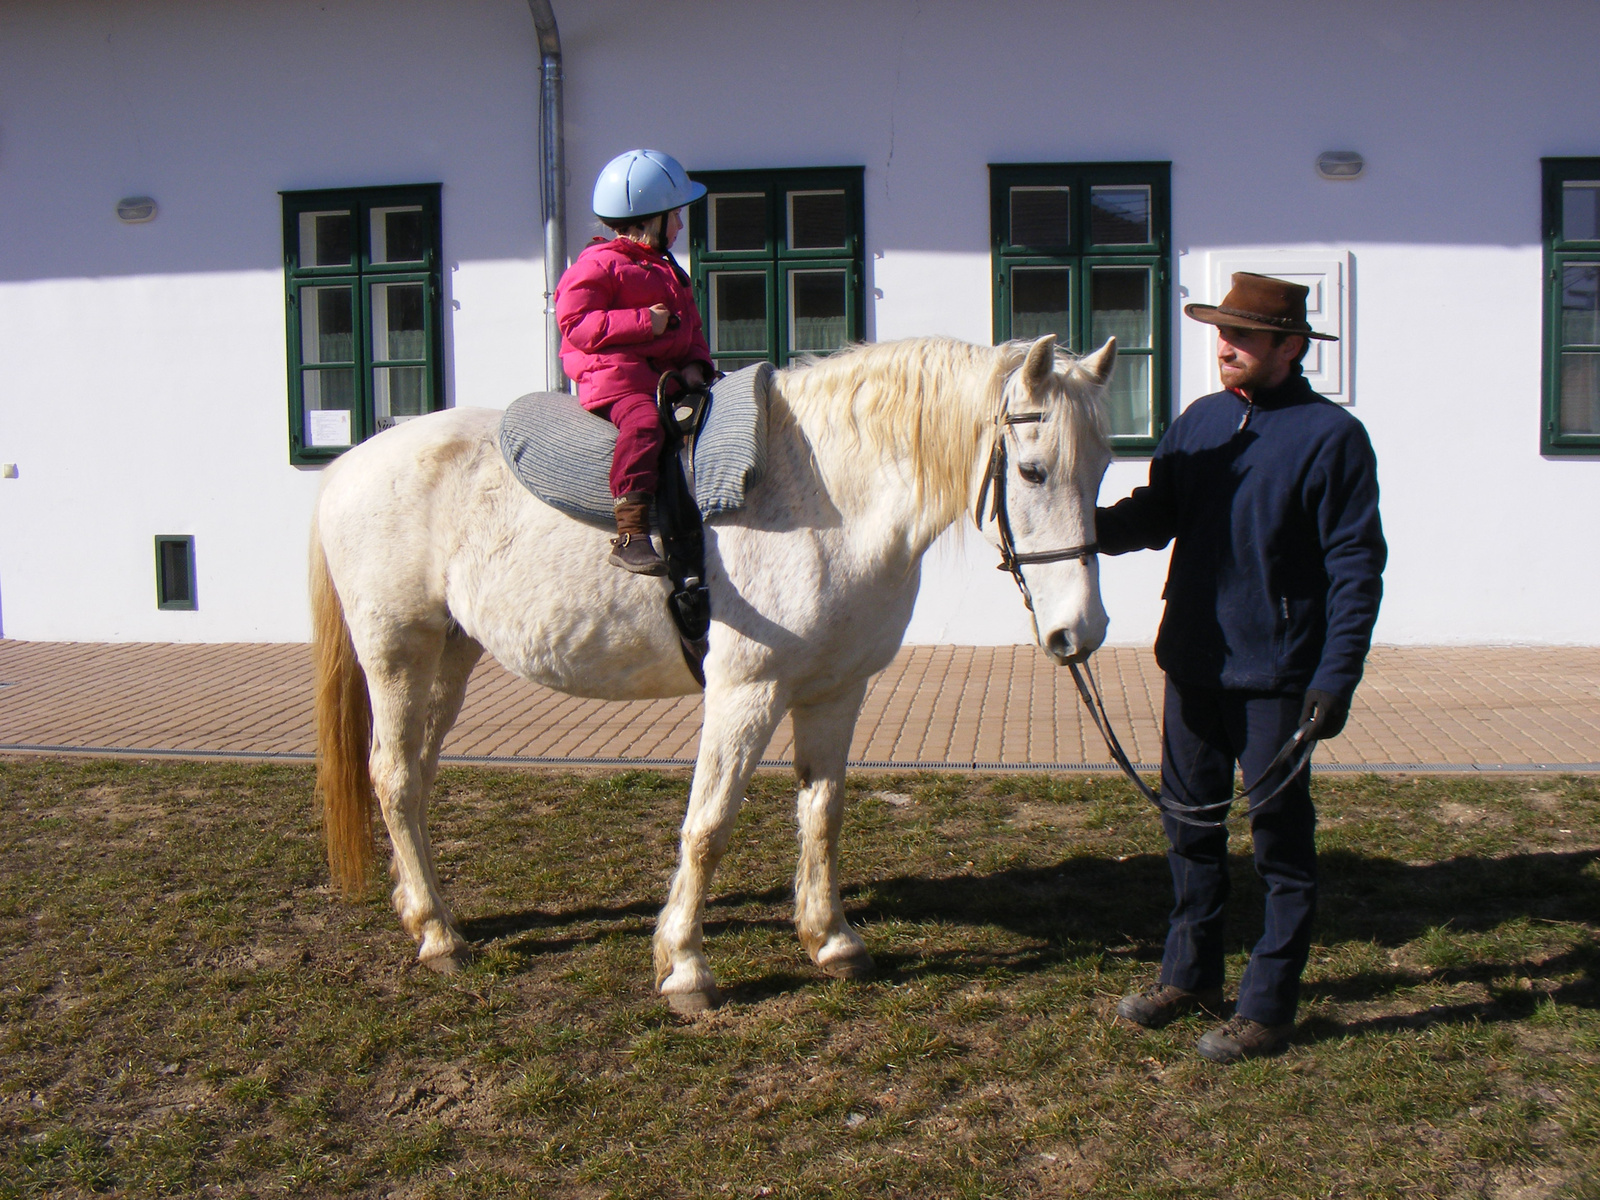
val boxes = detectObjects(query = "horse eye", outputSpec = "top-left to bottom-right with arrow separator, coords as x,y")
1018,462 -> 1047,486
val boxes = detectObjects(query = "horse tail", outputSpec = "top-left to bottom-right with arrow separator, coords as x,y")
310,517 -> 377,898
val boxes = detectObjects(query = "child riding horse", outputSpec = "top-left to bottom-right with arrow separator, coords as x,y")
554,149 -> 714,575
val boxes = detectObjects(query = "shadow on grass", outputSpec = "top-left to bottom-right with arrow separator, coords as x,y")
1298,944 -> 1600,1036
457,847 -> 1598,1022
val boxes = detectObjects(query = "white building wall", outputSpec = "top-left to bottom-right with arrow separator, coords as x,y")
2,0 -> 1597,646
0,0 -> 545,641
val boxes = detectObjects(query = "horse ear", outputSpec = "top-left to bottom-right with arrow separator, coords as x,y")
1078,337 -> 1118,386
1023,335 -> 1057,388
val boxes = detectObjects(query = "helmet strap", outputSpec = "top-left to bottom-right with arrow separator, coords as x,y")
662,246 -> 691,287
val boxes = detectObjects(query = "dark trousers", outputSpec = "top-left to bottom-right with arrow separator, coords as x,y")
1157,678 -> 1317,1026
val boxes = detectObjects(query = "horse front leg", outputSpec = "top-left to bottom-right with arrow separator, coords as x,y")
791,682 -> 874,980
653,680 -> 783,1013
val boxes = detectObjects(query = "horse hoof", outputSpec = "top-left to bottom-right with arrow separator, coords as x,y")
819,951 -> 875,981
421,946 -> 472,974
665,988 -> 722,1015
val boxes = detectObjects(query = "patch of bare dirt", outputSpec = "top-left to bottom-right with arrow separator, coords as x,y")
377,1061 -> 501,1128
56,784 -> 169,823
193,940 -> 310,973
1524,790 -> 1562,814
1024,1136 -> 1109,1195
1007,801 -> 1088,831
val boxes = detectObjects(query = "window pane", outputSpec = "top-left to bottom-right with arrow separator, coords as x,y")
1564,183 -> 1600,242
788,190 -> 848,250
1091,266 -> 1152,349
375,366 -> 427,428
303,371 -> 356,447
1010,187 -> 1069,248
789,270 -> 848,353
372,206 -> 426,264
710,271 -> 767,356
158,541 -> 192,607
1562,263 -> 1600,345
372,281 -> 427,361
1105,355 -> 1152,438
710,193 -> 767,252
1560,353 -> 1600,435
1090,186 -> 1152,245
298,210 -> 354,268
1010,267 -> 1072,342
301,286 -> 354,364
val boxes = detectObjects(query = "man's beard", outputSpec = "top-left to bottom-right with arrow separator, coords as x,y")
1220,357 -> 1277,391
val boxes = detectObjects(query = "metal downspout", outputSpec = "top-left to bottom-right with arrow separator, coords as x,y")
528,0 -> 568,390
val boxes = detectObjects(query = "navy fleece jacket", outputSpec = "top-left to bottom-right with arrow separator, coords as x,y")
1096,373 -> 1386,699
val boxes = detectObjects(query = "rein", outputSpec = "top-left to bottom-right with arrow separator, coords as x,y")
978,393 -> 1315,830
1065,658 -> 1317,828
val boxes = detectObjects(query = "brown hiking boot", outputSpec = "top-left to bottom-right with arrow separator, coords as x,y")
609,496 -> 666,576
1116,983 -> 1224,1029
1196,1015 -> 1293,1063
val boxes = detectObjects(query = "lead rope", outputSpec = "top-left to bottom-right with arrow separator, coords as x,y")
1066,660 -> 1317,829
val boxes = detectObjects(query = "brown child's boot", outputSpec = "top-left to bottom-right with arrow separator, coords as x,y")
609,494 -> 666,576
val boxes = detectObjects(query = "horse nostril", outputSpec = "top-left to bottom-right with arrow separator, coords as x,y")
1046,629 -> 1073,661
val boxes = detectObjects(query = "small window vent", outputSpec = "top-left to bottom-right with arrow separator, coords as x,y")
155,536 -> 197,610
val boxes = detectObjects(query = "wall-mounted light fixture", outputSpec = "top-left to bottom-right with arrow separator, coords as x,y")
116,196 -> 158,223
1316,152 -> 1364,181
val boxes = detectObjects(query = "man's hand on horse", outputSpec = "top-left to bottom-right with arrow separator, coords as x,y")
1299,689 -> 1350,740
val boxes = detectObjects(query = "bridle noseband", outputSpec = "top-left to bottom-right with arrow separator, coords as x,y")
974,406 -> 1098,614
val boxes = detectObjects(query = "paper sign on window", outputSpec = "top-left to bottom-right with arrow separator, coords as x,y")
307,409 -> 352,447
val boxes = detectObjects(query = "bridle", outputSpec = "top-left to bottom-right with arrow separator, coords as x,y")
978,387 -> 1315,829
973,406 -> 1098,613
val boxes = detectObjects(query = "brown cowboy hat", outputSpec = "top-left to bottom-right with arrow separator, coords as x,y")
1184,271 -> 1338,341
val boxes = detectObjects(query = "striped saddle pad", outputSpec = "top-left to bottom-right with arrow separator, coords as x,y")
498,362 -> 772,529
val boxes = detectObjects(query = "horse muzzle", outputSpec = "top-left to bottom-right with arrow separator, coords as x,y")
1043,628 -> 1097,664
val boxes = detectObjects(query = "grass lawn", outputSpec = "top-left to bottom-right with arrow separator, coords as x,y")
0,757 -> 1595,1198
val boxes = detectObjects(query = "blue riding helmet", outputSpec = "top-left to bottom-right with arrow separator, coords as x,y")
592,149 -> 707,221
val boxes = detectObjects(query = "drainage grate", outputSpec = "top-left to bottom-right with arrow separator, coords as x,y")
0,743 -> 1596,774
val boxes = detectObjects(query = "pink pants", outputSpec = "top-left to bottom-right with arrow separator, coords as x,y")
590,392 -> 663,499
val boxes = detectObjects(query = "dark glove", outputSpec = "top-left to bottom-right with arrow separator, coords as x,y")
1299,689 -> 1350,740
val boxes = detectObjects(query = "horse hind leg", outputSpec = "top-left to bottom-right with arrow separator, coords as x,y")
406,628 -> 483,970
791,682 -> 874,981
364,624 -> 475,972
418,628 -> 482,803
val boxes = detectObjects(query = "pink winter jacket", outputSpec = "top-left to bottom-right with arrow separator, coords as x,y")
554,236 -> 713,409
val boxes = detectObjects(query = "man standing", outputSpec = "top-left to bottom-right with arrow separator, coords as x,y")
1097,272 -> 1386,1063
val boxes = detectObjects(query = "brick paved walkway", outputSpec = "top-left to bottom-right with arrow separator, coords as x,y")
1,640 -> 1597,771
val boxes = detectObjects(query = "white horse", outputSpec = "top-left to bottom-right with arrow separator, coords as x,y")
311,333 -> 1115,1012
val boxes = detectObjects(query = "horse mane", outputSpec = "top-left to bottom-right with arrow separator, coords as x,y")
774,336 -> 1111,533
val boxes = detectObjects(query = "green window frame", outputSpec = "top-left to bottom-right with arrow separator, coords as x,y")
687,167 -> 865,371
281,184 -> 445,465
1543,158 -> 1600,455
990,162 -> 1171,454
154,535 -> 196,610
